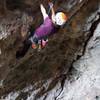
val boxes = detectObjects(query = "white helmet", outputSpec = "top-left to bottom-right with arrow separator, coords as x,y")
55,12 -> 68,26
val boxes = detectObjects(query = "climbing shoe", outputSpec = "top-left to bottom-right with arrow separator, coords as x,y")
31,43 -> 37,49
41,39 -> 48,48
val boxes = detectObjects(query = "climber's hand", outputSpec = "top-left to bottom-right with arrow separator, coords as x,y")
40,4 -> 46,13
48,2 -> 53,9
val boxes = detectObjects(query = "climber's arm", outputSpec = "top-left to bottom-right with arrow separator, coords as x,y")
49,2 -> 56,23
40,4 -> 48,21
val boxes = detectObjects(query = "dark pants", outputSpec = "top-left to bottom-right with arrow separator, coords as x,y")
29,34 -> 38,44
29,34 -> 47,44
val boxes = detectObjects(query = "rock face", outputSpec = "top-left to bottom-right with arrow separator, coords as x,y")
0,0 -> 100,100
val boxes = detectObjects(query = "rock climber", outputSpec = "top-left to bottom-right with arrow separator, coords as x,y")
29,3 -> 68,49
16,2 -> 68,59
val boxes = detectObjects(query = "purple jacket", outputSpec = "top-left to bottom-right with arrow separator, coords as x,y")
34,17 -> 55,39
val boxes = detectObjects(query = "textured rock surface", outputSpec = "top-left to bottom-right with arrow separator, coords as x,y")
0,0 -> 100,100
